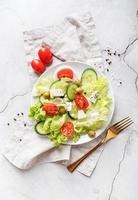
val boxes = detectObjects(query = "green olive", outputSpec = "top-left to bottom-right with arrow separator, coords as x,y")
59,106 -> 66,114
88,130 -> 96,137
43,91 -> 50,99
74,79 -> 81,86
76,87 -> 83,94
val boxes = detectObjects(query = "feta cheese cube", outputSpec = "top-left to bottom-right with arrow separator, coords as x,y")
78,110 -> 86,119
51,89 -> 64,97
89,91 -> 99,103
66,102 -> 72,111
90,112 -> 99,120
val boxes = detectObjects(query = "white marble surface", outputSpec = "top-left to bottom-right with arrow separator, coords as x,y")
0,0 -> 138,199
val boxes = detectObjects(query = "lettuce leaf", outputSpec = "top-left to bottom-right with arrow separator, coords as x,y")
82,76 -> 109,97
74,96 -> 111,131
29,101 -> 46,121
35,77 -> 55,96
54,135 -> 68,146
29,101 -> 41,117
47,114 -> 67,145
50,114 -> 67,133
34,109 -> 46,121
43,118 -> 52,133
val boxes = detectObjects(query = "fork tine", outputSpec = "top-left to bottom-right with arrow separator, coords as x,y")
116,121 -> 134,133
115,120 -> 132,132
112,117 -> 130,128
114,118 -> 132,129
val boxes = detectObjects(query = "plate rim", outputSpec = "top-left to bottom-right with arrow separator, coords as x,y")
31,61 -> 115,146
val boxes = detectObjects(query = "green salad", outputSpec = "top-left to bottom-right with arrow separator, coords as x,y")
29,67 -> 111,146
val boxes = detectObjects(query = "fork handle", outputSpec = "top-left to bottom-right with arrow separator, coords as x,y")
67,140 -> 104,173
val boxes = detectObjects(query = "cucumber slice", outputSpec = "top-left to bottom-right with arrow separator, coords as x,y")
81,68 -> 98,97
39,96 -> 48,105
81,68 -> 97,86
68,101 -> 78,119
52,98 -> 64,105
67,83 -> 78,100
50,80 -> 68,98
35,121 -> 48,135
62,77 -> 73,83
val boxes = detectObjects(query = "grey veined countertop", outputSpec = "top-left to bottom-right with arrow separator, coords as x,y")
0,0 -> 138,199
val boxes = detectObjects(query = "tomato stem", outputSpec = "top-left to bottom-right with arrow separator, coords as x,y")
41,42 -> 66,62
52,53 -> 66,62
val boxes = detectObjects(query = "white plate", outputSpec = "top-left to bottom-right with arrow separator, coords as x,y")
31,61 -> 115,145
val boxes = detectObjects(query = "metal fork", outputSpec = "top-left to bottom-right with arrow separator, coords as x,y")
67,117 -> 133,173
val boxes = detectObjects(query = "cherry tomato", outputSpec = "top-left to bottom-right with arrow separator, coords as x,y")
74,94 -> 89,110
60,122 -> 74,137
38,47 -> 53,65
43,103 -> 58,116
57,68 -> 74,79
31,59 -> 46,74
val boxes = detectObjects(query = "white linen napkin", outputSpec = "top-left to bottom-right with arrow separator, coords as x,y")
3,11 -> 105,176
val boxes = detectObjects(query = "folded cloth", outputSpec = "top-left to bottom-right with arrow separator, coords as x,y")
3,11 -> 105,176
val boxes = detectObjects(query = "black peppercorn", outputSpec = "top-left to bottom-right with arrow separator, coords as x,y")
14,118 -> 16,121
107,69 -> 109,72
24,123 -> 26,127
7,123 -> 10,126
